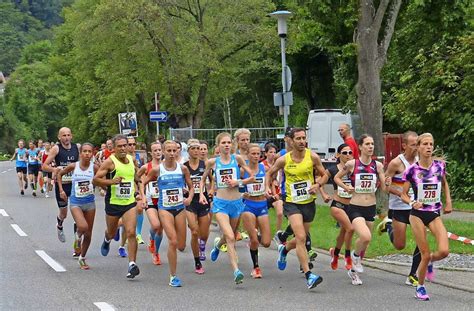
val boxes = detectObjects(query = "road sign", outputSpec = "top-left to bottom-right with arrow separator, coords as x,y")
283,65 -> 292,91
273,92 -> 293,107
150,111 -> 168,122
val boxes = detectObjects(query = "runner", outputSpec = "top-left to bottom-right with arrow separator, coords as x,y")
334,134 -> 390,285
93,134 -> 140,279
127,136 -> 145,245
266,127 -> 326,289
57,143 -> 98,270
40,142 -> 53,198
42,127 -> 80,244
26,140 -> 40,197
199,132 -> 255,284
184,139 -> 212,274
261,143 -> 283,233
137,141 -> 164,265
233,128 -> 251,241
377,131 -> 421,286
317,144 -> 355,277
144,140 -> 194,287
401,133 -> 451,301
37,139 -> 45,193
10,139 -> 28,195
241,143 -> 271,279
199,140 -> 209,161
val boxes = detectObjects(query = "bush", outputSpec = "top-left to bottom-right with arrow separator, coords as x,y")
448,159 -> 474,201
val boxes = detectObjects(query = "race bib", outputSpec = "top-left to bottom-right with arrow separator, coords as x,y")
337,181 -> 352,198
28,155 -> 36,163
290,180 -> 311,203
148,181 -> 159,199
191,176 -> 202,194
417,183 -> 441,204
247,177 -> 265,196
17,153 -> 26,162
75,180 -> 93,198
116,182 -> 132,199
62,168 -> 73,183
216,168 -> 237,188
354,173 -> 377,193
162,188 -> 184,208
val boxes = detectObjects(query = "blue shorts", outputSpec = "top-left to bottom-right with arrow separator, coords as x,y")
211,197 -> 244,219
243,199 -> 268,217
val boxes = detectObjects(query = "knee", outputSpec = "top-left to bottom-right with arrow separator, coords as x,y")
178,246 -> 186,252
261,240 -> 271,248
295,233 -> 306,245
168,239 -> 178,249
276,210 -> 283,217
125,229 -> 136,240
77,224 -> 88,234
393,242 -> 405,250
360,232 -> 372,244
439,249 -> 449,259
190,228 -> 199,237
225,234 -> 235,245
420,249 -> 431,260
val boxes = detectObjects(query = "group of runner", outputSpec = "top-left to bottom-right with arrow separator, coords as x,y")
10,126 -> 452,300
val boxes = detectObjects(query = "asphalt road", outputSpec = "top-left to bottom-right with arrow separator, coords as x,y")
0,161 -> 472,310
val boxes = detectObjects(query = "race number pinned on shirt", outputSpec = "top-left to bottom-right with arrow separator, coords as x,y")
17,153 -> 26,162
417,183 -> 441,204
191,176 -> 202,194
216,168 -> 237,188
116,181 -> 132,199
247,177 -> 265,196
61,168 -> 73,183
355,173 -> 377,193
337,181 -> 352,198
148,181 -> 159,199
28,155 -> 36,163
75,180 -> 93,198
162,188 -> 184,208
290,180 -> 311,203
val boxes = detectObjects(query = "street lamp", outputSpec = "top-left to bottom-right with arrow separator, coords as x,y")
270,10 -> 293,130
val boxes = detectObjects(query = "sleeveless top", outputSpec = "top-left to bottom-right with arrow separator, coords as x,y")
184,160 -> 207,202
328,164 -> 352,199
284,149 -> 315,204
243,163 -> 266,198
27,148 -> 39,165
16,148 -> 27,168
55,143 -> 79,183
350,159 -> 378,194
106,154 -> 136,206
158,163 -> 185,210
70,161 -> 95,205
214,155 -> 240,189
145,161 -> 159,206
389,154 -> 415,210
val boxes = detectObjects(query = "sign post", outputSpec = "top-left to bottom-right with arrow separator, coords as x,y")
154,92 -> 160,137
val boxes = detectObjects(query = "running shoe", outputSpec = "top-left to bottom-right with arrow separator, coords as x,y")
344,256 -> 352,270
251,267 -> 262,279
24,183 -> 28,190
40,187 -> 44,193
20,190 -> 24,195
148,240 -> 155,254
210,237 -> 221,262
426,263 -> 435,282
277,244 -> 287,271
234,269 -> 244,284
273,230 -> 283,245
308,249 -> 318,262
118,246 -> 127,258
376,216 -> 392,235
169,275 -> 182,287
307,273 -> 323,289
100,239 -> 110,256
415,286 -> 430,301
405,274 -> 419,287
241,231 -> 249,240
32,191 -> 37,197
347,270 -> 363,285
78,258 -> 90,270
152,253 -> 161,265
127,263 -> 140,279
73,238 -> 82,256
351,251 -> 363,273
72,251 -> 80,258
45,192 -> 50,198
219,243 -> 228,252
329,248 -> 338,270
113,228 -> 120,241
195,264 -> 205,275
277,230 -> 288,245
57,226 -> 66,243
136,234 -> 145,245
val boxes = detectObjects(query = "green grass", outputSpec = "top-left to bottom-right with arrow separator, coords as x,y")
267,205 -> 474,257
453,201 -> 474,212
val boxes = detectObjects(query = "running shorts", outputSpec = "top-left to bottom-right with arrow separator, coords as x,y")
283,200 -> 316,223
388,209 -> 411,225
410,209 -> 440,227
347,204 -> 376,222
211,197 -> 244,219
243,199 -> 268,217
105,202 -> 136,217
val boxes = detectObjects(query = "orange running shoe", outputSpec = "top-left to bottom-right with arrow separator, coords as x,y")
329,248 -> 338,270
251,267 -> 262,279
344,256 -> 352,270
236,231 -> 242,241
152,253 -> 161,265
148,240 -> 155,254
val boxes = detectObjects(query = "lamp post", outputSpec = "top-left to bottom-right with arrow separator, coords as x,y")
270,10 -> 292,129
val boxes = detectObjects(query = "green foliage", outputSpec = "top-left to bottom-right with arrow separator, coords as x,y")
448,160 -> 474,202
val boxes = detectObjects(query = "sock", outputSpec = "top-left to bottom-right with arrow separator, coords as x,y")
194,257 -> 201,267
284,225 -> 293,237
79,255 -> 84,260
149,228 -> 156,240
305,233 -> 312,252
250,249 -> 259,268
154,234 -> 163,253
334,248 -> 341,257
73,223 -> 78,235
129,261 -> 135,266
345,249 -> 351,257
136,213 -> 144,235
57,217 -> 64,228
387,222 -> 394,244
305,271 -> 311,280
410,246 -> 421,276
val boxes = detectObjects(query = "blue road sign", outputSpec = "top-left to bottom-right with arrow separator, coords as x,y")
150,111 -> 168,122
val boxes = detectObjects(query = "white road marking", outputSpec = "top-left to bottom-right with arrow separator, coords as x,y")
0,209 -> 8,216
94,302 -> 116,310
8,168 -> 13,171
1,171 -> 6,174
11,224 -> 27,236
35,250 -> 66,272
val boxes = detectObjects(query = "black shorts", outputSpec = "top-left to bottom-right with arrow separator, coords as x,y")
28,164 -> 40,176
330,200 -> 348,210
283,200 -> 316,223
389,209 -> 411,225
55,183 -> 72,208
267,197 -> 276,209
161,208 -> 184,217
347,204 -> 376,222
410,209 -> 440,227
16,167 -> 27,174
186,201 -> 210,217
105,202 -> 136,217
145,204 -> 158,210
42,171 -> 52,178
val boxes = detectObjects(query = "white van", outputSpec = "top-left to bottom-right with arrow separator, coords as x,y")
306,109 -> 361,161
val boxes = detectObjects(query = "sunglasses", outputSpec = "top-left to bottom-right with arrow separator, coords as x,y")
341,151 -> 353,155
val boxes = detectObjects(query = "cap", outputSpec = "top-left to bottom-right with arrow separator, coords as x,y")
284,127 -> 294,137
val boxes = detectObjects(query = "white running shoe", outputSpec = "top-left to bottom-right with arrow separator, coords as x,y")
351,251 -> 363,273
348,270 -> 363,285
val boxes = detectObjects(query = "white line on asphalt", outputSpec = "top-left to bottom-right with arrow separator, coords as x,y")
11,224 -> 27,236
1,171 -> 6,174
94,302 -> 116,310
8,168 -> 13,171
35,250 -> 66,272
0,209 -> 8,216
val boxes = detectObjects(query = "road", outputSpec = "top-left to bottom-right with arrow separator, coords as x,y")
0,161 -> 472,310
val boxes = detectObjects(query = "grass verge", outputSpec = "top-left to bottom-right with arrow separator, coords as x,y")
453,201 -> 474,212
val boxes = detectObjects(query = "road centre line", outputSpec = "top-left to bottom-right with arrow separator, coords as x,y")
35,250 -> 67,272
94,302 -> 116,310
11,224 -> 27,236
0,209 -> 8,216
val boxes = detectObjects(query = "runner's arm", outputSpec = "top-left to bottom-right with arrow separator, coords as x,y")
265,156 -> 285,196
182,166 -> 194,206
93,159 -> 120,187
10,149 -> 17,161
42,145 -> 59,173
377,161 -> 390,192
442,174 -> 452,214
57,163 -> 75,195
385,159 -> 402,196
199,158 -> 215,205
334,160 -> 355,193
